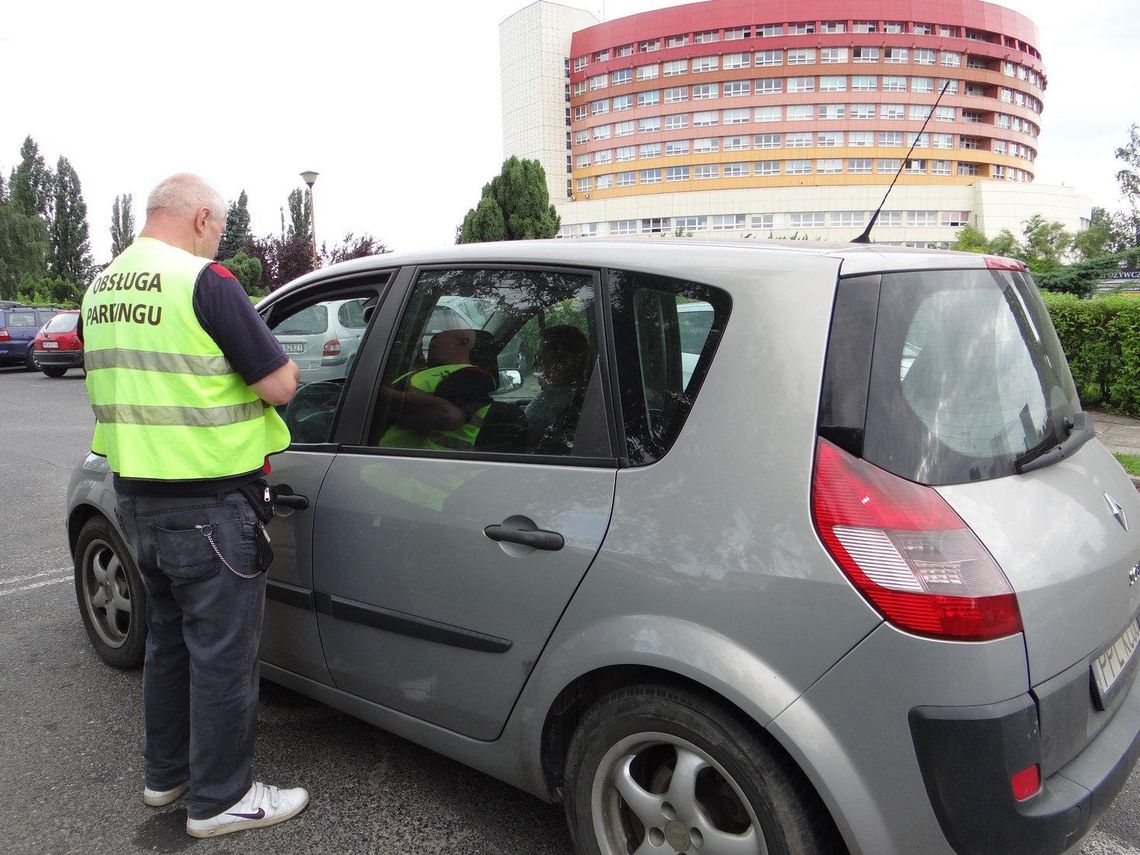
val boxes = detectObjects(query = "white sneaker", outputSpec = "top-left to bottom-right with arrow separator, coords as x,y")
185,781 -> 308,838
143,782 -> 189,807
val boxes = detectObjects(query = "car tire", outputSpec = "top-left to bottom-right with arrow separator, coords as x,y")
25,350 -> 36,371
74,516 -> 147,669
41,366 -> 68,378
564,685 -> 839,855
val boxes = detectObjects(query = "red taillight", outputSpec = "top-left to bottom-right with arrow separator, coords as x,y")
0,328 -> 9,342
62,333 -> 81,350
984,256 -> 1027,271
323,338 -> 341,357
811,438 -> 1022,641
1010,764 -> 1040,801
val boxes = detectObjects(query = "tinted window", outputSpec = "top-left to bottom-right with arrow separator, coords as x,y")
43,313 -> 79,333
862,269 -> 1080,484
337,299 -> 368,329
5,311 -> 37,328
608,271 -> 731,465
371,268 -> 608,458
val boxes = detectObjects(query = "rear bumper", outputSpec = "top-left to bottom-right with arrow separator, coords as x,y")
33,349 -> 84,368
0,341 -> 31,363
910,666 -> 1140,855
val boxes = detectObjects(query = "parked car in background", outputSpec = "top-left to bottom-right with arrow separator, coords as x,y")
32,310 -> 84,377
0,305 -> 65,368
67,241 -> 1140,855
272,297 -> 369,385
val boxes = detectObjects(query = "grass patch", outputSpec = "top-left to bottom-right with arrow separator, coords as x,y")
1114,454 -> 1140,477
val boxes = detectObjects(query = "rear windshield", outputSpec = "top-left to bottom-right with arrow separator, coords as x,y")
4,311 -> 38,328
43,313 -> 78,333
275,304 -> 328,335
863,268 -> 1080,484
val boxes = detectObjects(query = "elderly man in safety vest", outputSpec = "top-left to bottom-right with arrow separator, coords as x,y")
379,327 -> 496,451
81,173 -> 308,838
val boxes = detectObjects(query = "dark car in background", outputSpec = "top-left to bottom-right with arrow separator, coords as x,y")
32,309 -> 84,377
0,305 -> 65,368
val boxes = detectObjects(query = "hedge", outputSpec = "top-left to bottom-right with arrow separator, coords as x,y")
1043,292 -> 1140,416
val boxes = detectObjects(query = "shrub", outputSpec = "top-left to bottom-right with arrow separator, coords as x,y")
1044,292 -> 1140,415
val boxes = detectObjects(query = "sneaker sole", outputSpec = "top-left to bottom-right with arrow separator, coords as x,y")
185,795 -> 309,838
143,783 -> 189,807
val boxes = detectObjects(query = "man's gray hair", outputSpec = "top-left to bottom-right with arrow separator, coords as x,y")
146,173 -> 225,217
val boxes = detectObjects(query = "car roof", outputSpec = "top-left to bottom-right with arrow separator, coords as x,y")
270,239 -> 998,299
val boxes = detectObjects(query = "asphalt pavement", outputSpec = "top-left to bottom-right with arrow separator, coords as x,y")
2,365 -> 1140,854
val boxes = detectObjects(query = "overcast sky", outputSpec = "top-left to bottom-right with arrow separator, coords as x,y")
2,0 -> 1136,261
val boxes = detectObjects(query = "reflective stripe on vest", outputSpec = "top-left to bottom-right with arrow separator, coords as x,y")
82,238 -> 290,480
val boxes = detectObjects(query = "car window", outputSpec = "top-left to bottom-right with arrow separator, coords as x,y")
371,267 -> 608,457
5,311 -> 38,327
608,271 -> 730,465
271,296 -> 372,444
36,308 -> 61,326
43,313 -> 78,333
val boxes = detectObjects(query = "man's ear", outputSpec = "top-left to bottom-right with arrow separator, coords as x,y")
194,208 -> 209,235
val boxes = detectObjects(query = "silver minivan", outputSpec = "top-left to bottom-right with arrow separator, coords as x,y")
67,241 -> 1140,854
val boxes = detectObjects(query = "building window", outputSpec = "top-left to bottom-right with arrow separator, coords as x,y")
639,39 -> 660,53
573,56 -> 588,72
723,80 -> 750,97
932,133 -> 953,149
664,86 -> 688,103
637,90 -> 660,107
666,34 -> 690,48
849,103 -> 875,120
831,210 -> 866,227
939,79 -> 959,94
852,75 -> 877,91
694,29 -> 719,44
665,166 -> 690,181
616,172 -> 636,187
665,114 -> 689,130
883,22 -> 903,34
637,64 -> 659,80
616,145 -> 635,161
819,104 -> 845,120
936,106 -> 956,122
913,48 -> 936,66
877,158 -> 901,173
909,105 -> 932,121
711,214 -> 746,230
610,218 -> 636,234
755,133 -> 781,148
594,49 -> 610,62
848,158 -> 872,174
940,51 -> 961,67
853,21 -> 877,33
638,142 -> 661,158
595,174 -> 613,189
663,59 -> 687,77
693,110 -> 719,126
960,136 -> 980,150
574,105 -> 588,121
576,177 -> 591,192
821,21 -> 846,33
817,131 -> 844,147
885,47 -> 909,63
789,22 -> 815,34
639,169 -> 662,184
694,164 -> 720,179
638,117 -> 661,132
879,131 -> 903,147
789,211 -> 825,228
724,162 -> 750,177
724,135 -> 750,151
907,132 -> 929,147
905,158 -> 926,174
786,105 -> 812,120
992,139 -> 1007,154
880,104 -> 905,120
575,129 -> 589,145
614,121 -> 635,137
589,74 -> 608,91
909,210 -> 937,227
787,48 -> 816,65
848,131 -> 874,146
877,211 -> 901,227
575,153 -> 591,169
676,215 -> 707,231
911,77 -> 934,93
611,69 -> 632,86
591,99 -> 610,116
756,24 -> 782,37
724,52 -> 750,69
853,46 -> 879,62
820,75 -> 847,92
692,56 -> 719,73
958,163 -> 979,176
594,149 -> 612,165
755,49 -> 783,66
752,213 -> 776,228
962,109 -> 981,124
573,81 -> 586,96
665,140 -> 690,155
817,158 -> 843,174
786,132 -> 812,148
787,76 -> 815,93
785,159 -> 813,175
882,75 -> 906,92
755,78 -> 783,95
725,28 -> 750,40
754,160 -> 780,175
755,106 -> 781,122
611,94 -> 632,112
618,44 -> 634,57
722,108 -> 749,124
694,137 -> 719,153
821,47 -> 848,64
931,160 -> 952,176
641,217 -> 669,233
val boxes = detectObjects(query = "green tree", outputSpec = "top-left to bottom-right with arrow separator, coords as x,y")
218,190 -> 252,259
987,229 -> 1020,258
1019,215 -> 1073,274
0,202 -> 50,300
320,232 -> 389,266
1115,122 -> 1140,240
286,187 -> 312,241
219,250 -> 264,297
949,224 -> 992,253
9,136 -> 53,221
459,156 -> 559,243
110,193 -> 136,258
48,156 -> 93,287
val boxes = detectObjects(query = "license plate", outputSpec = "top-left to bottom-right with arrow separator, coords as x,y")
281,342 -> 304,354
1092,618 -> 1140,707
41,341 -> 59,349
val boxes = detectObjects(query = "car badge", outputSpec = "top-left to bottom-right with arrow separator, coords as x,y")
1106,493 -> 1128,532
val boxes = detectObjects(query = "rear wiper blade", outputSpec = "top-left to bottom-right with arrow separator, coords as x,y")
1015,412 -> 1095,474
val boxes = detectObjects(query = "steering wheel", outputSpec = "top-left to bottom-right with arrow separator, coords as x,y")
284,381 -> 343,443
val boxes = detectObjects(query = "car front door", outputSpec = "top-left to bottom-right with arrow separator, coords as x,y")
311,265 -> 618,740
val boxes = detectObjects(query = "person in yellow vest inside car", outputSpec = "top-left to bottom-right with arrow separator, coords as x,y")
81,173 -> 308,839
378,328 -> 496,451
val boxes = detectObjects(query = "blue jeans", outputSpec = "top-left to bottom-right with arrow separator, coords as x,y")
116,491 -> 266,820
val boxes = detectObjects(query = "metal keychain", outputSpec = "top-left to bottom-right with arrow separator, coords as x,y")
195,523 -> 264,579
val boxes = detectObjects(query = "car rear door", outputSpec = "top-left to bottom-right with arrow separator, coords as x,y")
310,264 -> 618,741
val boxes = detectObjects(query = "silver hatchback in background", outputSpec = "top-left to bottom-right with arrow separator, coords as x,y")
67,241 -> 1140,855
272,297 -> 368,384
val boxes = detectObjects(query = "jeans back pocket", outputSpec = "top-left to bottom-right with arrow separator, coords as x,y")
151,524 -> 219,585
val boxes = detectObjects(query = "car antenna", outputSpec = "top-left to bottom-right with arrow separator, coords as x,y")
852,80 -> 952,244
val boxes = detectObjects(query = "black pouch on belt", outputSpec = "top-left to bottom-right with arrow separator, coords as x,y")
238,478 -> 275,525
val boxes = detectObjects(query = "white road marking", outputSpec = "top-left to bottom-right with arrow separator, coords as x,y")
0,567 -> 71,587
0,576 -> 71,597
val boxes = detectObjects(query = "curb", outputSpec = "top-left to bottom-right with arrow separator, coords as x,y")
1133,476 -> 1140,493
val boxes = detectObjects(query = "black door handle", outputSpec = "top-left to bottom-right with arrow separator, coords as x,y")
273,485 -> 310,510
483,524 -> 564,551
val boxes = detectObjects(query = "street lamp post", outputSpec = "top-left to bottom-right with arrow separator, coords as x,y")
300,170 -> 319,267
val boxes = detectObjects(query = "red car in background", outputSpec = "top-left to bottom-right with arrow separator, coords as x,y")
32,310 -> 84,377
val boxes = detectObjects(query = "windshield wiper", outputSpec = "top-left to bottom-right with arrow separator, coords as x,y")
1015,412 -> 1095,474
